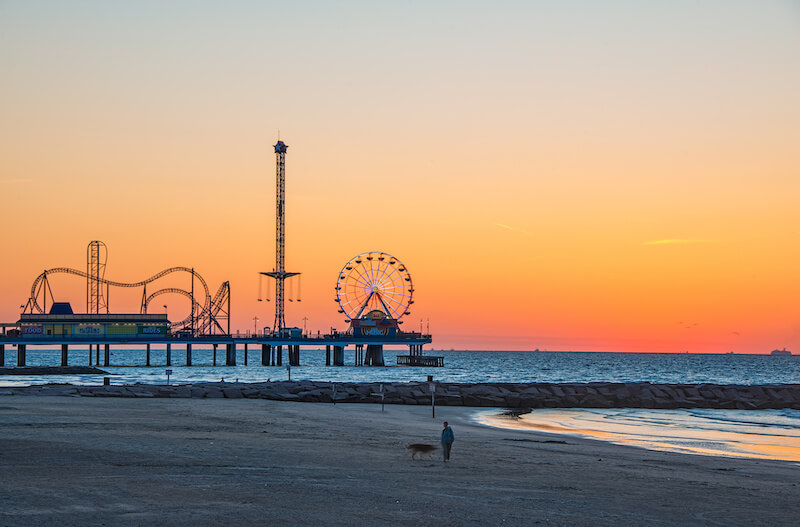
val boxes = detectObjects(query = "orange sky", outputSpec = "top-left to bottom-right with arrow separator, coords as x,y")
1,1 -> 798,352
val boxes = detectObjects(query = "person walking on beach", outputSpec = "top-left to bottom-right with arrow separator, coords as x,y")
441,421 -> 454,462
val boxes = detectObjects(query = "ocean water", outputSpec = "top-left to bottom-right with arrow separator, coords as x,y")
477,407 -> 800,463
1,347 -> 798,387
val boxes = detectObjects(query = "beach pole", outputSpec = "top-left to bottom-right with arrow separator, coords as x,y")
429,381 -> 436,419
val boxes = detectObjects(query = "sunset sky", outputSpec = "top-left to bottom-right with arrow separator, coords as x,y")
1,1 -> 798,352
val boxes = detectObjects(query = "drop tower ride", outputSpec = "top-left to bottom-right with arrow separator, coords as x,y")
262,140 -> 300,334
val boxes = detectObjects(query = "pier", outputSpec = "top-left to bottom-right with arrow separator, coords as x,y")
0,332 -> 433,368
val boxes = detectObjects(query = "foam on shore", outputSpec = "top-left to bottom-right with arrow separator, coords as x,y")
477,407 -> 800,463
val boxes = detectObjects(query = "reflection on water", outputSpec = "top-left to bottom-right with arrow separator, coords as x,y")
478,408 -> 800,463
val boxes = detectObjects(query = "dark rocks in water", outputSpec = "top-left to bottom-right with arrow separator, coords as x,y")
0,366 -> 108,375
501,407 -> 532,418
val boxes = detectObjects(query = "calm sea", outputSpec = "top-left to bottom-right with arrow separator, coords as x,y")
1,348 -> 798,387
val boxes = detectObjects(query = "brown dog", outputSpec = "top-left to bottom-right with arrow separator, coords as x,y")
406,443 -> 438,460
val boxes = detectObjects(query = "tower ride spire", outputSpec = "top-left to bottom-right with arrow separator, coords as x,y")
262,140 -> 299,333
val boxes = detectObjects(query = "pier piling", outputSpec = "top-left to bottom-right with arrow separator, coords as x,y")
61,344 -> 68,367
212,344 -> 217,366
146,343 -> 151,366
365,345 -> 384,366
261,344 -> 270,366
276,345 -> 283,366
17,344 -> 26,366
166,343 -> 172,366
103,344 -> 110,366
0,344 -> 5,366
186,344 -> 192,366
225,343 -> 236,366
333,345 -> 344,366
325,345 -> 330,366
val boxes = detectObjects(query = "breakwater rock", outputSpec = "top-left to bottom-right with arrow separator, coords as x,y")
2,381 -> 800,410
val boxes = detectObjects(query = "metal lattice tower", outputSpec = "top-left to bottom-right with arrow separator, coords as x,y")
262,140 -> 299,333
86,240 -> 108,314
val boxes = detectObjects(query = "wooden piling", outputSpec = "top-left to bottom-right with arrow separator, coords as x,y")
61,343 -> 68,367
17,344 -> 26,367
146,343 -> 151,366
103,344 -> 110,366
212,343 -> 217,366
166,343 -> 172,366
261,344 -> 272,366
186,343 -> 192,366
226,343 -> 236,366
0,344 -> 5,367
325,345 -> 330,366
276,345 -> 283,366
365,344 -> 384,366
333,345 -> 344,366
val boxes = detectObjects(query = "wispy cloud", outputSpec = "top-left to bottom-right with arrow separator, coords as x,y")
495,223 -> 534,236
643,239 -> 711,246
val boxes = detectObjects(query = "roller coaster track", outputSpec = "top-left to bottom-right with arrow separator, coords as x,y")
196,281 -> 231,335
29,267 -> 214,334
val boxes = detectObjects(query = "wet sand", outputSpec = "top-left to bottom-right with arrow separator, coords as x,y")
1,397 -> 798,526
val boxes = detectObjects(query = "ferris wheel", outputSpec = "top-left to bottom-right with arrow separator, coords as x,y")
335,251 -> 414,322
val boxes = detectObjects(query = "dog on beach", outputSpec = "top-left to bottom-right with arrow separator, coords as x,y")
406,443 -> 438,460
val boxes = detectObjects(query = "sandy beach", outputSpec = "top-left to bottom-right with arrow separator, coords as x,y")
1,397 -> 798,526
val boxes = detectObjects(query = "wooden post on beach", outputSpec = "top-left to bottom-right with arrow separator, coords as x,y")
186,344 -> 192,366
325,345 -> 330,366
146,343 -> 151,366
166,343 -> 172,366
103,344 -> 110,366
61,344 -> 68,367
17,344 -> 26,366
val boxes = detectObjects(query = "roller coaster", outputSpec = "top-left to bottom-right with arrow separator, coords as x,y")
23,242 -> 230,336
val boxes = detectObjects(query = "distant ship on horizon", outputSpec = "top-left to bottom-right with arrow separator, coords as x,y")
770,348 -> 792,356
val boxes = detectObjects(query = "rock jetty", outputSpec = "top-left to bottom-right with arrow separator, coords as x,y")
2,381 -> 799,410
